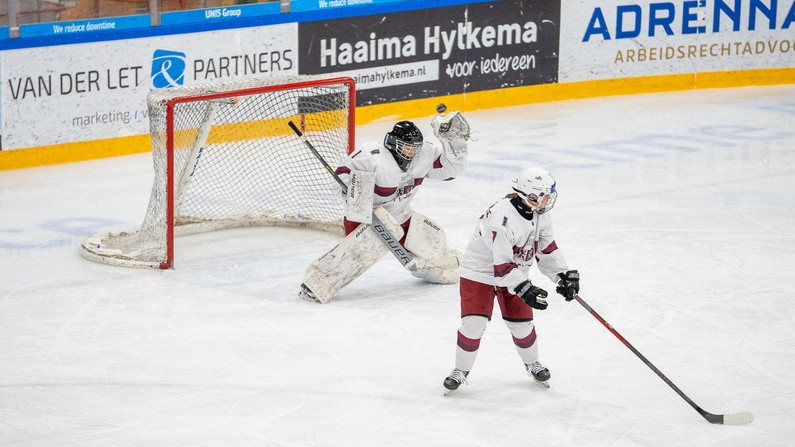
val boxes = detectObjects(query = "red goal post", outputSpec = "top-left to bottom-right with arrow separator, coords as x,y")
80,75 -> 356,269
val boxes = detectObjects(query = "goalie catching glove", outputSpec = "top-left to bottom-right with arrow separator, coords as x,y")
513,280 -> 548,310
556,270 -> 580,301
431,111 -> 470,158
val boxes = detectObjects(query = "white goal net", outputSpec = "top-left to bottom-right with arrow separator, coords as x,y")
80,75 -> 355,269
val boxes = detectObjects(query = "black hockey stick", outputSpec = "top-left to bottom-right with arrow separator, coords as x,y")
574,294 -> 753,425
287,120 -> 415,268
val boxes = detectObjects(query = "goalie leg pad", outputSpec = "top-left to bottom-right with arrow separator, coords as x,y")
404,212 -> 449,259
302,224 -> 386,303
410,249 -> 461,284
404,212 -> 461,284
302,208 -> 404,303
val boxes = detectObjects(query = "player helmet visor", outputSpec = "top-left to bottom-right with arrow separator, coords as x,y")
512,166 -> 558,214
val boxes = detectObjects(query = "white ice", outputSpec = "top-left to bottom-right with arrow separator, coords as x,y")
1,85 -> 794,446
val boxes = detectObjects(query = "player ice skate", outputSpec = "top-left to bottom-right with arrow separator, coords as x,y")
443,166 -> 580,394
299,111 -> 471,304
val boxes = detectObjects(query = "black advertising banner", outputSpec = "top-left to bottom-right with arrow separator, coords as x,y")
298,0 -> 560,106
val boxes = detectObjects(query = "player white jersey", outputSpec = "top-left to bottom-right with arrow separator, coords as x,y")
459,196 -> 568,289
335,140 -> 467,224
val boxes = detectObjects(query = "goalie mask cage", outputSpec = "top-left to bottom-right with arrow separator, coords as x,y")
80,75 -> 356,269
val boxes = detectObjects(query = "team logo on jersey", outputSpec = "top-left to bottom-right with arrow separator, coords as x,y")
396,184 -> 415,200
151,49 -> 187,89
513,245 -> 535,262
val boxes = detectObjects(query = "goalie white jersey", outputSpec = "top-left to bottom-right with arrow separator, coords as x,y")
301,115 -> 470,303
459,196 -> 569,289
335,139 -> 467,225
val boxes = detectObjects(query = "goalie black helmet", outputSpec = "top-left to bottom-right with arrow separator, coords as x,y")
384,121 -> 423,171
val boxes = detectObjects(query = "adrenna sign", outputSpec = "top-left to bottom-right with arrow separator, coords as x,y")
583,0 -> 795,42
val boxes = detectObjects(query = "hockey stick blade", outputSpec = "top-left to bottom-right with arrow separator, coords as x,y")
574,295 -> 753,425
700,410 -> 754,425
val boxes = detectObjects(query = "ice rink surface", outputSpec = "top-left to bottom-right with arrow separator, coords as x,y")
1,85 -> 794,446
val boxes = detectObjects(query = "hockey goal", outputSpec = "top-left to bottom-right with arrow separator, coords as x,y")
80,75 -> 356,269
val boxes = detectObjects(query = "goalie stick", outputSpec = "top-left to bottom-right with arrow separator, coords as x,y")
574,295 -> 753,425
288,120 -> 416,269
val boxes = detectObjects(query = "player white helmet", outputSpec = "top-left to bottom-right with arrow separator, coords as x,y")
512,166 -> 558,214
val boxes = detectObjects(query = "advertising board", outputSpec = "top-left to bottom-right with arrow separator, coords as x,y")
1,0 -> 791,166
298,0 -> 561,105
559,0 -> 795,82
1,24 -> 297,150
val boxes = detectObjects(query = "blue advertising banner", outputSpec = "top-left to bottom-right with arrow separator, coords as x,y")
19,16 -> 151,39
0,0 -> 487,50
161,3 -> 281,26
289,0 -> 417,13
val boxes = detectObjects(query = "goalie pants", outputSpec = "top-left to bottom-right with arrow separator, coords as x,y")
454,277 -> 539,372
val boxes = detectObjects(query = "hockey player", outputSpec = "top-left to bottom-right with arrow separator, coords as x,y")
442,166 -> 580,394
299,111 -> 471,304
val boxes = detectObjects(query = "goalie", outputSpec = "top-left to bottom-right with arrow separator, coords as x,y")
299,110 -> 471,303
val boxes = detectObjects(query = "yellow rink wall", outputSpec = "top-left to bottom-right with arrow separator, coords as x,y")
1,67 -> 793,171
357,67 -> 795,124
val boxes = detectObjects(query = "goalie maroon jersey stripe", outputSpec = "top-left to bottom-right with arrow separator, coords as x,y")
374,185 -> 397,196
334,137 -> 468,226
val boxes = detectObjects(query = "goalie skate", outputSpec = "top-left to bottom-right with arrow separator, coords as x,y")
301,207 -> 404,304
298,284 -> 319,303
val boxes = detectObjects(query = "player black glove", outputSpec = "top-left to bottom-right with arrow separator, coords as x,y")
556,270 -> 580,301
513,280 -> 548,310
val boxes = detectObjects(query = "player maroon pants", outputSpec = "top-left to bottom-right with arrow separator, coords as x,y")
459,277 -> 534,320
